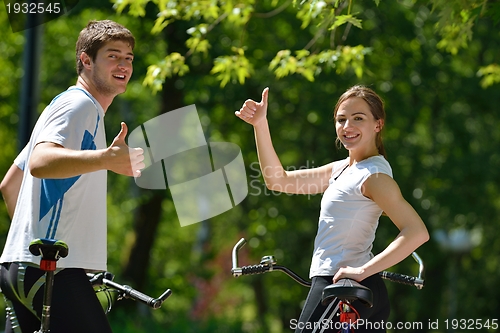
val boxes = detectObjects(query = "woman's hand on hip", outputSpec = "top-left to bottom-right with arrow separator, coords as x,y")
333,266 -> 368,283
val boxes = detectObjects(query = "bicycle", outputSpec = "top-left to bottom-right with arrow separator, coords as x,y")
230,238 -> 425,333
29,238 -> 172,333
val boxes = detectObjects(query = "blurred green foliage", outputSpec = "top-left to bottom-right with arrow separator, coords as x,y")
1,1 -> 500,332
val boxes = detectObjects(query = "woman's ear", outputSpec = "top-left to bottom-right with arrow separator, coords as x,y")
375,119 -> 384,132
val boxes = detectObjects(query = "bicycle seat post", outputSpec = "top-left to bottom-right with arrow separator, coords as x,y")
339,301 -> 360,332
29,239 -> 69,333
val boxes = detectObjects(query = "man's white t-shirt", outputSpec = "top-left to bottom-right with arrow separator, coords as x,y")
309,155 -> 393,278
0,87 -> 108,271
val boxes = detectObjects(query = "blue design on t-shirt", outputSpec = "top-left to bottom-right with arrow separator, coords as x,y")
39,88 -> 100,239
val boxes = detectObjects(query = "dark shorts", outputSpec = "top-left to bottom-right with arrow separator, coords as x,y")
0,262 -> 112,333
294,274 -> 390,333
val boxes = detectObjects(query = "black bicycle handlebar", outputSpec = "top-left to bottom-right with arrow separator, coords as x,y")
236,262 -> 312,287
231,238 -> 425,289
379,271 -> 423,287
88,272 -> 172,309
386,251 -> 425,289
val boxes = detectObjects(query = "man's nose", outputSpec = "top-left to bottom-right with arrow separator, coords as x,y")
118,59 -> 130,70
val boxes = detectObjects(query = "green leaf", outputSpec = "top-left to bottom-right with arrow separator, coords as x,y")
477,64 -> 500,88
143,53 -> 189,94
210,49 -> 253,87
330,14 -> 363,30
151,16 -> 171,34
112,0 -> 150,17
270,45 -> 370,81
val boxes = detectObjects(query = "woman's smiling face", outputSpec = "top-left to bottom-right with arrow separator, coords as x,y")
335,97 -> 383,154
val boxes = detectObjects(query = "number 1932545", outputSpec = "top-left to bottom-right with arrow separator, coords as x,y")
6,2 -> 61,14
443,319 -> 498,330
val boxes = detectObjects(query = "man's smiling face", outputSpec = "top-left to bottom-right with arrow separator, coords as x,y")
88,40 -> 134,97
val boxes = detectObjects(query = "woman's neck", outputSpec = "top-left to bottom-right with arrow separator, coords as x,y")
348,148 -> 379,166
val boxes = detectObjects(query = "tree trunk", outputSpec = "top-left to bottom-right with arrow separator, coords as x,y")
122,20 -> 186,290
122,191 -> 164,290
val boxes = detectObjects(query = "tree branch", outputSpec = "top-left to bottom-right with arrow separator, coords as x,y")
185,12 -> 229,58
253,0 -> 293,18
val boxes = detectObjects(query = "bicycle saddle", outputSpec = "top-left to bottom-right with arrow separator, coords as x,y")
29,238 -> 69,261
321,278 -> 373,308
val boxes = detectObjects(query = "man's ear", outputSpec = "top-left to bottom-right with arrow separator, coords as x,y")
375,119 -> 384,132
80,52 -> 92,70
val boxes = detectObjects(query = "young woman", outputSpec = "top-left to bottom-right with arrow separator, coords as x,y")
235,86 -> 429,332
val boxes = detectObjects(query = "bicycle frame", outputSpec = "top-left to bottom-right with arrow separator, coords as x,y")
29,238 -> 172,333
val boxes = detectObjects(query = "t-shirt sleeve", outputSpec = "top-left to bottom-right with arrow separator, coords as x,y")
373,158 -> 393,178
357,157 -> 393,192
36,90 -> 100,151
14,144 -> 29,171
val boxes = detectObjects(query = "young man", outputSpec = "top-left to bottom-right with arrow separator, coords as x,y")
0,20 -> 144,333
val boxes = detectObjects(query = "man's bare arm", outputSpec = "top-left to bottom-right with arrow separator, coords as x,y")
0,164 -> 23,219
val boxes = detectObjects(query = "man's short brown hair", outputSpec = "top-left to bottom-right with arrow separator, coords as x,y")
75,20 -> 135,75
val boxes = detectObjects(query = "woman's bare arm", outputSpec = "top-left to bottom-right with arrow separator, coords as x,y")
333,173 -> 429,282
236,88 -> 333,194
